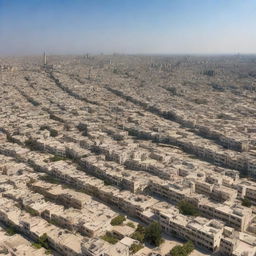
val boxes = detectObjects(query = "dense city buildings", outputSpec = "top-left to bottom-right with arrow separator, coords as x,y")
0,55 -> 256,255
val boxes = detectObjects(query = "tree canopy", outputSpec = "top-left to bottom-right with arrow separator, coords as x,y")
170,241 -> 194,256
144,221 -> 162,246
178,200 -> 199,216
110,215 -> 126,226
241,198 -> 252,207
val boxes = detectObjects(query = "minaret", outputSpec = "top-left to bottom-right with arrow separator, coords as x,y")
43,52 -> 47,66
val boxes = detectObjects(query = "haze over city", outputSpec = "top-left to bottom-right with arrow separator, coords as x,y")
1,1 -> 256,256
0,0 -> 256,56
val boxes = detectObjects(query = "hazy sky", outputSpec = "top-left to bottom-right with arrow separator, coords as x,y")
0,0 -> 256,56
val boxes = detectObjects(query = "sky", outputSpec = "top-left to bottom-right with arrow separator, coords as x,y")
0,0 -> 256,56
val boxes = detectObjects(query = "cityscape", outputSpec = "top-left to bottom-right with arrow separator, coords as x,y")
0,54 -> 256,255
1,0 -> 256,255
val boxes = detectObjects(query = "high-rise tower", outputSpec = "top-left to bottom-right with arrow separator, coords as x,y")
43,52 -> 47,66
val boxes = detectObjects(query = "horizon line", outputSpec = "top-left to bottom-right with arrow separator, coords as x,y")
1,52 -> 256,58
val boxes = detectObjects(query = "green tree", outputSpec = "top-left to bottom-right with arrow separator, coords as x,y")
101,233 -> 118,244
32,243 -> 42,249
38,233 -> 49,249
131,231 -> 145,243
170,245 -> 187,256
45,249 -> 52,255
131,224 -> 145,243
5,226 -> 16,236
110,215 -> 126,226
178,201 -> 199,216
241,198 -> 252,207
184,241 -> 194,254
144,222 -> 162,246
127,222 -> 135,228
170,241 -> 194,256
25,138 -> 38,151
130,243 -> 143,254
50,129 -> 58,137
136,224 -> 145,233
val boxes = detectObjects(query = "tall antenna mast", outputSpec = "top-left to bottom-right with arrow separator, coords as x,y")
43,52 -> 47,66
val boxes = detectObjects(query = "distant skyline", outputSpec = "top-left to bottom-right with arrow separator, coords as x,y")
0,0 -> 256,56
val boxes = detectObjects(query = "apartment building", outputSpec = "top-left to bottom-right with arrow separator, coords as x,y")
198,201 -> 252,232
81,237 -> 129,256
219,227 -> 256,256
153,203 -> 224,252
